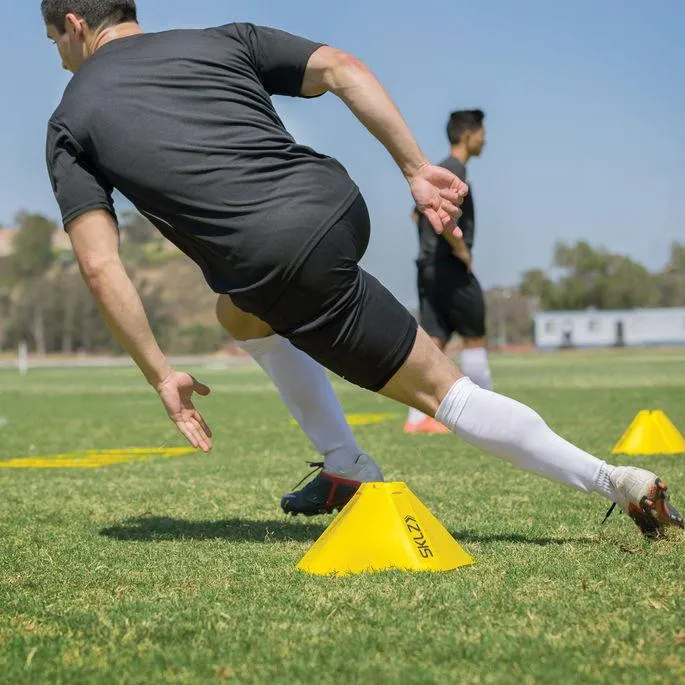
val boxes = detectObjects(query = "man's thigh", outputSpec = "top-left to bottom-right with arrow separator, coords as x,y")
216,295 -> 273,341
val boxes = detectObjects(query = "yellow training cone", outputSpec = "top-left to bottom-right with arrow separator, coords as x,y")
612,410 -> 685,455
297,482 -> 475,576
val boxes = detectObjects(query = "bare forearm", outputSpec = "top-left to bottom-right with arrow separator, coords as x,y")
86,263 -> 171,386
328,57 -> 427,179
442,231 -> 471,270
443,231 -> 467,255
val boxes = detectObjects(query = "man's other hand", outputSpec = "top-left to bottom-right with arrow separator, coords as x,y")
156,371 -> 213,452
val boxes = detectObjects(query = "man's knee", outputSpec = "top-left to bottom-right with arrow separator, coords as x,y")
379,327 -> 462,414
216,295 -> 273,341
462,336 -> 487,349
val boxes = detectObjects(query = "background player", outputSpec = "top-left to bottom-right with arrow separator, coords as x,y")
406,110 -> 493,434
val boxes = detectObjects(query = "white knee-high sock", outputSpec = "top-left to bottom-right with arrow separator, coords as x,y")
406,407 -> 428,425
407,347 -> 493,424
236,336 -> 361,472
436,378 -> 616,500
460,347 -> 493,390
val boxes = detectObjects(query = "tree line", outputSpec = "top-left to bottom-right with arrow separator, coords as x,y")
0,212 -> 224,355
0,211 -> 682,353
520,241 -> 685,311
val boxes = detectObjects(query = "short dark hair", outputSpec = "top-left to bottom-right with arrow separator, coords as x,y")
41,0 -> 137,33
447,109 -> 485,145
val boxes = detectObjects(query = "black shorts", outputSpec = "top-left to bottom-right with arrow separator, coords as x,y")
231,194 -> 418,391
417,259 -> 486,342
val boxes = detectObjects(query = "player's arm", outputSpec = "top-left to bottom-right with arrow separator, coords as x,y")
68,210 -> 172,386
443,232 -> 472,271
301,46 -> 468,236
67,210 -> 212,451
302,48 -> 426,180
46,122 -> 211,448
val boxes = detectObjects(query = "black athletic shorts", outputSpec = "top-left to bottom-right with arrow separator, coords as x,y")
417,259 -> 486,342
231,193 -> 418,391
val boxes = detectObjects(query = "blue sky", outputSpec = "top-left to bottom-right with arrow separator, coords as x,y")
3,0 -> 684,306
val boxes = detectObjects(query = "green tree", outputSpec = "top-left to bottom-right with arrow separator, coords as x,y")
120,211 -> 157,244
523,241 -> 660,311
6,213 -> 56,280
4,213 -> 58,354
519,269 -> 559,309
656,242 -> 685,306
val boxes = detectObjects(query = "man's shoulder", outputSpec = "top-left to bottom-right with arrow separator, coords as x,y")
47,96 -> 72,136
53,59 -> 98,111
47,82 -> 92,155
437,155 -> 466,180
143,25 -> 256,59
202,22 -> 259,43
48,80 -> 85,136
201,22 -> 241,38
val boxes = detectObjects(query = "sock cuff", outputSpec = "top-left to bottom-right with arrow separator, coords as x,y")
460,347 -> 488,363
436,376 -> 478,427
593,463 -> 617,502
234,334 -> 284,357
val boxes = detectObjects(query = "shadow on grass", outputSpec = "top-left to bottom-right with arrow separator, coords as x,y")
100,516 -> 597,547
100,516 -> 326,543
450,529 -> 598,546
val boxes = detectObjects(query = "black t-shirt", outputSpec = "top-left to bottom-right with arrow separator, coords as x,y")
416,155 -> 475,267
46,23 -> 359,293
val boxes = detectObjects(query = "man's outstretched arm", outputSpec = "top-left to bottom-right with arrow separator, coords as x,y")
301,46 -> 468,236
67,210 -> 213,451
68,210 -> 170,385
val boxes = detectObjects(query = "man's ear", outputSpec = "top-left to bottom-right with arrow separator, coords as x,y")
64,13 -> 84,39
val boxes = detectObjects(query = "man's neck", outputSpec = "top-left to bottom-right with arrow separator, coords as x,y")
88,22 -> 144,56
450,145 -> 470,166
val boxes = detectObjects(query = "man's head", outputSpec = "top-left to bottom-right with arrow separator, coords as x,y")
42,1 -> 138,73
447,109 -> 486,158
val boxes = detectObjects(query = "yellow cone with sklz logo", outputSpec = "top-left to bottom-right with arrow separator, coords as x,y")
296,482 -> 475,576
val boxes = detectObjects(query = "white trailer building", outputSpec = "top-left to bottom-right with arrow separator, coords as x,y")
534,308 -> 685,349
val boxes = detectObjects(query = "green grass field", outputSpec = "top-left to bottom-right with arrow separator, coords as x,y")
1,350 -> 684,684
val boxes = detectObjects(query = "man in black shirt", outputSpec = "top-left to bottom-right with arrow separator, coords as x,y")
41,1 -> 682,536
405,110 -> 493,434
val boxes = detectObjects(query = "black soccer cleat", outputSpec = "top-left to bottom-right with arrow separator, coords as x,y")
280,454 -> 383,517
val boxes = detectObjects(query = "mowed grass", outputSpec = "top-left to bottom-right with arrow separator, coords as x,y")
0,350 -> 684,684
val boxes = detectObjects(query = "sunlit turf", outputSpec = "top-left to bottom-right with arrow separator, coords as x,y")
1,349 -> 683,684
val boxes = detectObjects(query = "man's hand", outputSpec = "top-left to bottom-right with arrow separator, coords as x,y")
156,371 -> 213,453
409,164 -> 469,237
